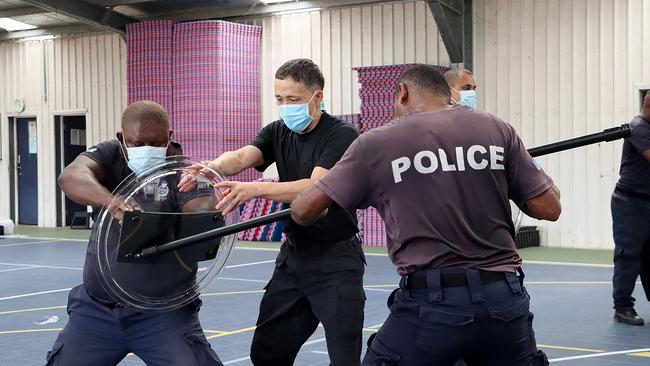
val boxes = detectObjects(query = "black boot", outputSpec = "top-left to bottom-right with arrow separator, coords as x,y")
614,308 -> 645,326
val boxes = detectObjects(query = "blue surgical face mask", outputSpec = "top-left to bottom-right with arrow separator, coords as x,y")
278,92 -> 317,133
458,90 -> 477,109
122,142 -> 168,175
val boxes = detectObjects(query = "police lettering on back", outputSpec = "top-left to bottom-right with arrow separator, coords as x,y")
391,144 -> 505,183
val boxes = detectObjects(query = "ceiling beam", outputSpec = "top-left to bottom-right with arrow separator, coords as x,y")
19,0 -> 139,34
0,6 -> 50,17
144,0 -> 396,21
85,0 -> 158,6
426,0 -> 471,66
0,25 -> 99,41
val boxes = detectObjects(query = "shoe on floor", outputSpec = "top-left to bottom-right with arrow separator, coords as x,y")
614,308 -> 645,326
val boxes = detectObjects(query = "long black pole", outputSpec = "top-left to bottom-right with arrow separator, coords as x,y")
528,124 -> 630,158
132,208 -> 292,259
132,124 -> 631,259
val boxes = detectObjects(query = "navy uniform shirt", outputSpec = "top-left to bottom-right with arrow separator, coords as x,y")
251,112 -> 359,245
616,116 -> 650,197
80,140 -> 209,303
316,107 -> 554,274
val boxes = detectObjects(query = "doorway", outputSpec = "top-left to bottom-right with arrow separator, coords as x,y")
55,115 -> 87,227
13,118 -> 39,225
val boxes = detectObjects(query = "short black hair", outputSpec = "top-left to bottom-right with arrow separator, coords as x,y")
398,64 -> 450,98
275,59 -> 325,91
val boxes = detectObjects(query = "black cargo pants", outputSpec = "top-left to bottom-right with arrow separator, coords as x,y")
250,236 -> 366,366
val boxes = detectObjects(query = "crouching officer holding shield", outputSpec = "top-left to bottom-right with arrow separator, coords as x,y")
44,101 -> 223,366
292,65 -> 561,366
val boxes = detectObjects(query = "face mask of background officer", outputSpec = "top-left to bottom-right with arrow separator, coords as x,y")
444,68 -> 477,109
276,78 -> 324,134
292,65 -> 561,366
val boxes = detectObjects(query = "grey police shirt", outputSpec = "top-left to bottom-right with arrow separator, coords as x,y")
316,106 -> 554,275
616,116 -> 650,196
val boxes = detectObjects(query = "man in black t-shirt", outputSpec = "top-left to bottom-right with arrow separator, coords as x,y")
179,59 -> 364,365
44,101 -> 223,366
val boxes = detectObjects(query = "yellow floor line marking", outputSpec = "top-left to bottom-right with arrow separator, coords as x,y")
363,328 -> 379,333
203,329 -> 228,335
537,344 -> 604,353
0,305 -> 66,315
0,328 -> 63,335
205,326 -> 257,340
629,352 -> 650,357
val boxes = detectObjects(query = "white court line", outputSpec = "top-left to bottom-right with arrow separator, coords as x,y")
0,262 -> 82,271
217,277 -> 268,283
223,356 -> 253,365
1,236 -> 87,243
0,266 -> 38,273
524,260 -> 613,268
0,288 -> 72,301
365,288 -> 394,292
235,246 -> 615,267
312,351 -> 329,355
225,260 -> 276,269
0,240 -> 60,248
549,348 -> 650,363
222,323 -> 385,365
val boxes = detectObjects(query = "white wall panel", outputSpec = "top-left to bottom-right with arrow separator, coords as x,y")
475,0 -> 650,249
0,33 -> 127,227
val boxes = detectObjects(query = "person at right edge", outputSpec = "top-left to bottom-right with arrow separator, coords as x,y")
291,65 -> 561,365
611,91 -> 650,326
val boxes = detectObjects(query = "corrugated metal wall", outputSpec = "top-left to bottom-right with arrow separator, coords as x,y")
254,0 -> 451,125
474,0 -> 650,249
0,33 -> 127,226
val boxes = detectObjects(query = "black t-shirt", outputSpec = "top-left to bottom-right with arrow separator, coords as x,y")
616,116 -> 650,196
250,112 -> 360,245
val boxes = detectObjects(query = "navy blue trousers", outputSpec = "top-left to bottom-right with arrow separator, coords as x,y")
612,194 -> 650,310
362,269 -> 548,366
44,285 -> 222,366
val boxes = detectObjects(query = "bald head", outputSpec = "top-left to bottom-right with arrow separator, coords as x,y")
445,68 -> 476,104
119,100 -> 171,149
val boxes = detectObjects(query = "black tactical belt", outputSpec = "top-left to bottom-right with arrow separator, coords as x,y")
614,187 -> 650,203
404,271 -> 507,290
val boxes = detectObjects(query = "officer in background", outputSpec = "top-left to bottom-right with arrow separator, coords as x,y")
178,58 -> 364,365
445,68 -> 477,108
292,65 -> 561,365
611,91 -> 650,325
45,101 -> 222,366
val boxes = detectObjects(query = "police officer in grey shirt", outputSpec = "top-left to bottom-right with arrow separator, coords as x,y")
292,65 -> 561,365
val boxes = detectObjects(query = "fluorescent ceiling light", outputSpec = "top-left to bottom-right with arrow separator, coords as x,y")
262,0 -> 295,4
21,35 -> 55,42
0,18 -> 37,31
275,7 -> 321,16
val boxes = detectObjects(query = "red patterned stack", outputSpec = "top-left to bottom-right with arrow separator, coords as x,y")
126,20 -> 175,115
173,21 -> 262,182
127,20 -> 262,182
354,64 -> 449,247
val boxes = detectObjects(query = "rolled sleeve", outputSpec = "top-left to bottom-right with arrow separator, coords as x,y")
315,138 -> 371,209
505,125 -> 554,205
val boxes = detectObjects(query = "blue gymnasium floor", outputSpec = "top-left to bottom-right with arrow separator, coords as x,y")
0,235 -> 649,366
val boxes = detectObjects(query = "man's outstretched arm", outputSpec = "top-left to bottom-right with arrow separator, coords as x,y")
291,185 -> 334,225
